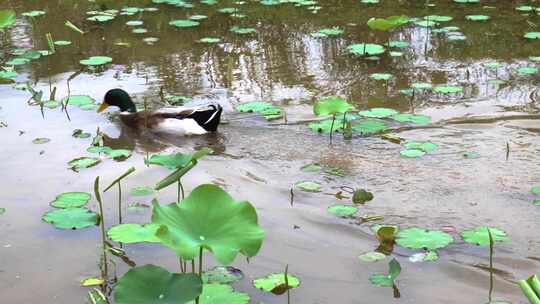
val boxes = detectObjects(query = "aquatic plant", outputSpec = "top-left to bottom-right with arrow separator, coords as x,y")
0,9 -> 16,30
103,167 -> 136,225
313,96 -> 354,142
369,258 -> 401,298
253,265 -> 300,304
518,274 -> 540,304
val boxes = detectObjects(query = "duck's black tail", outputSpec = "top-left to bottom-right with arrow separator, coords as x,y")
185,104 -> 223,132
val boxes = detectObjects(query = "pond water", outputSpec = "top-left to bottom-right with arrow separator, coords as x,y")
1,0 -> 539,303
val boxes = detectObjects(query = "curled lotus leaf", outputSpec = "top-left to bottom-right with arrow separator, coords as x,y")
460,226 -> 508,246
396,227 -> 453,250
152,184 -> 265,264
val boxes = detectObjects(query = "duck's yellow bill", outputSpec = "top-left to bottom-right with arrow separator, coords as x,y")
97,102 -> 109,113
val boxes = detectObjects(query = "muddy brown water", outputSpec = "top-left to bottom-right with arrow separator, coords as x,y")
1,0 -> 539,303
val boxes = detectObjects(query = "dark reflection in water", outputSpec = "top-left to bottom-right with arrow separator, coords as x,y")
2,0 -> 538,119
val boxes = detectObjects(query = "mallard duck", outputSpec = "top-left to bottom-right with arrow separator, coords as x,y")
97,89 -> 222,135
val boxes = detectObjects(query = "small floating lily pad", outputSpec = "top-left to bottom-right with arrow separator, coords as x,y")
32,137 -> 50,144
396,227 -> 453,250
352,119 -> 388,134
22,11 -> 46,17
301,163 -> 322,173
253,273 -> 300,293
42,208 -> 98,229
203,266 -> 244,284
516,66 -> 538,75
404,141 -> 438,152
359,108 -> 398,118
295,181 -> 321,192
524,32 -> 540,40
327,204 -> 358,217
68,157 -> 100,169
370,73 -> 393,81
50,192 -> 91,208
411,82 -> 432,90
433,85 -> 463,94
64,95 -> 95,106
369,258 -> 401,287
230,26 -> 257,34
531,186 -> 540,194
130,186 -> 154,196
0,208 -> 5,215
54,40 -> 72,46
392,113 -> 431,125
87,15 -> 114,22
80,56 -> 113,66
107,223 -> 162,243
400,149 -> 425,158
347,43 -> 386,56
461,226 -> 508,246
359,251 -> 386,262
199,37 -> 221,43
465,15 -> 490,21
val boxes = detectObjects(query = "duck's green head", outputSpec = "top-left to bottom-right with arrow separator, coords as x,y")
98,89 -> 137,113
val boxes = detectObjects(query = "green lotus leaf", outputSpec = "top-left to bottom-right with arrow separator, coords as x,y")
414,20 -> 438,27
0,208 -> 5,215
347,43 -> 386,56
301,163 -> 322,172
367,15 -> 409,31
0,69 -> 18,79
396,227 -> 453,250
68,157 -> 100,169
236,101 -> 273,113
42,207 -> 98,229
352,119 -> 388,134
32,137 -> 50,144
50,192 -> 91,208
202,266 -> 244,284
516,5 -> 534,12
400,149 -> 425,158
6,58 -> 29,65
107,223 -> 162,243
230,26 -> 256,34
22,10 -> 46,17
369,73 -> 393,81
189,15 -> 208,21
80,56 -> 113,66
516,66 -> 538,75
533,199 -> 540,206
188,284 -> 249,304
54,40 -> 72,46
217,8 -> 239,14
483,61 -> 501,69
327,204 -> 358,217
295,181 -> 321,192
114,265 -> 203,304
165,95 -> 191,105
352,188 -> 374,204
126,20 -> 143,26
314,96 -> 354,116
359,107 -> 398,118
411,82 -> 432,90
524,32 -> 540,39
361,0 -> 379,3
369,258 -> 401,287
424,15 -> 453,22
152,184 -> 265,264
63,95 -> 95,106
392,113 -> 431,125
107,149 -> 132,159
404,141 -> 438,152
386,40 -> 409,48
87,15 -> 114,22
461,226 -> 508,246
199,37 -> 221,43
465,15 -> 490,21
359,251 -> 386,262
43,100 -> 59,109
0,10 -> 16,29
433,85 -> 463,94
308,118 -> 344,133
132,28 -> 148,34
316,27 -> 344,36
145,152 -> 195,170
454,0 -> 480,3
253,273 -> 300,292
130,186 -> 154,196
532,186 -> 540,194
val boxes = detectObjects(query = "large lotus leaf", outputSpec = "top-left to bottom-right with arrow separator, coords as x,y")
188,284 -> 249,304
460,226 -> 508,246
145,153 -> 194,170
347,43 -> 386,56
253,273 -> 300,292
313,96 -> 354,116
0,10 -> 16,29
152,184 -> 265,264
203,266 -> 244,284
42,208 -> 98,229
396,227 -> 453,250
352,119 -> 389,134
114,265 -> 202,304
359,108 -> 398,118
50,192 -> 91,208
107,223 -> 162,243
